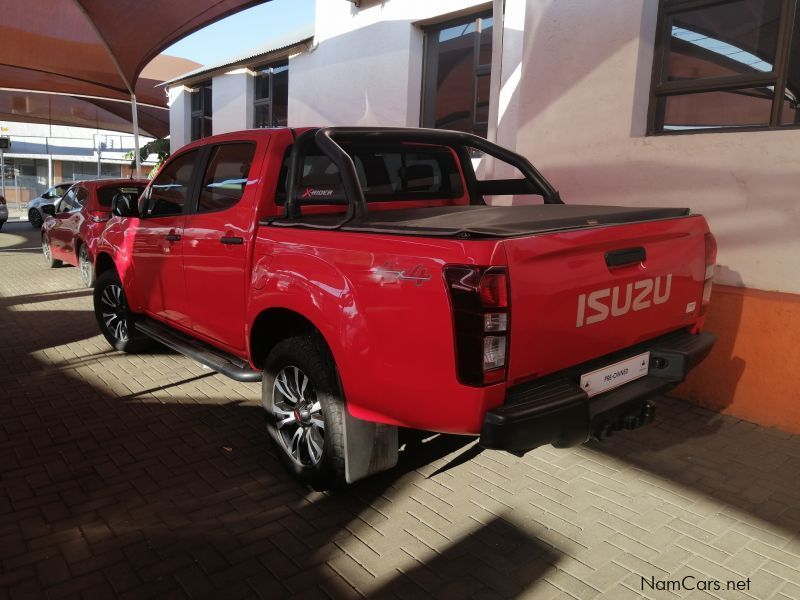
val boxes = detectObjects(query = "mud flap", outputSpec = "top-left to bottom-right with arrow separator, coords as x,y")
342,410 -> 398,484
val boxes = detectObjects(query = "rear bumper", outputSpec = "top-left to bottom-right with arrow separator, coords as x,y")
479,330 -> 715,454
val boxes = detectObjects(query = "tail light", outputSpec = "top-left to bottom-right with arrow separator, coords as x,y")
0,196 -> 5,205
444,266 -> 510,386
89,210 -> 111,223
700,232 -> 716,315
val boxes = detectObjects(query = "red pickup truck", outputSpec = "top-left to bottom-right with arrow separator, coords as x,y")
93,127 -> 715,489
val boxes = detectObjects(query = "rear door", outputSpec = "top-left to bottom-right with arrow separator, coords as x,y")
502,215 -> 709,385
182,140 -> 261,350
133,150 -> 200,326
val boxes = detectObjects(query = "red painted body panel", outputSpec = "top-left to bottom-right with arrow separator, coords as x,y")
95,129 -> 711,436
503,216 -> 710,386
44,179 -> 148,269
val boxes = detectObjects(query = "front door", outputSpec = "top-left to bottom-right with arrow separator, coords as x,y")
133,149 -> 200,326
182,141 -> 261,350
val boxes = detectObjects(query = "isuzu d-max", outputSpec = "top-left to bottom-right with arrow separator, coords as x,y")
92,127 -> 716,489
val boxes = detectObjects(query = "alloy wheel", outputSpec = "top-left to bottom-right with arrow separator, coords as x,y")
100,284 -> 129,342
271,366 -> 325,466
42,237 -> 52,264
79,246 -> 92,286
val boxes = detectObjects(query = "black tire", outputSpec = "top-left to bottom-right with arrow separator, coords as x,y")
0,220 -> 5,231
42,234 -> 62,268
93,269 -> 151,353
78,243 -> 95,288
29,209 -> 43,229
262,335 -> 346,490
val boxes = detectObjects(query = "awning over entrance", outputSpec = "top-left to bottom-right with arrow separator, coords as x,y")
0,0 -> 270,170
0,90 -> 168,138
0,0 -> 267,98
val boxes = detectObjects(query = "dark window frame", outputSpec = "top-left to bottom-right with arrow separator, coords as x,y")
648,0 -> 800,135
253,61 -> 288,129
190,81 -> 213,141
421,10 -> 494,138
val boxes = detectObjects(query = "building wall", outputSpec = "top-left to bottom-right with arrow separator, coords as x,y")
502,0 -> 800,432
288,0 -> 491,127
1,121 -> 151,207
213,70 -> 255,135
168,86 -> 192,153
503,0 -> 800,295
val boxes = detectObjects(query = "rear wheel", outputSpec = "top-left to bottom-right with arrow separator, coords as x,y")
78,243 -> 94,288
29,209 -> 43,229
93,270 -> 150,353
42,235 -> 62,268
262,335 -> 347,490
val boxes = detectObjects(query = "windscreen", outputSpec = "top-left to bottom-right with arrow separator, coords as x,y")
277,143 -> 464,203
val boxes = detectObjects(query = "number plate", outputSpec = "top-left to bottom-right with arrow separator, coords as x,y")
580,352 -> 650,398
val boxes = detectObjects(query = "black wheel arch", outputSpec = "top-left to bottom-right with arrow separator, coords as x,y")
250,308 -> 337,373
94,252 -> 117,279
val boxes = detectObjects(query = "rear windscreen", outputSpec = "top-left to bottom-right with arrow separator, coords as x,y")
97,185 -> 146,207
276,144 -> 464,204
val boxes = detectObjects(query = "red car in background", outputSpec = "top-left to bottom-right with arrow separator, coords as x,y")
42,179 -> 147,287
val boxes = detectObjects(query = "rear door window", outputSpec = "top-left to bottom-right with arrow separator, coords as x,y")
57,188 -> 79,213
75,187 -> 89,207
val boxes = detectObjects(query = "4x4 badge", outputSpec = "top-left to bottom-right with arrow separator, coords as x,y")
372,262 -> 432,286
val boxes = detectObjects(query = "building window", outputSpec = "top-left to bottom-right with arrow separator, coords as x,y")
191,81 -> 213,140
60,161 -> 121,180
253,61 -> 289,128
421,12 -> 493,138
649,0 -> 800,133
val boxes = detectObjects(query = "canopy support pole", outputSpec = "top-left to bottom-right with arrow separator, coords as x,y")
131,93 -> 142,178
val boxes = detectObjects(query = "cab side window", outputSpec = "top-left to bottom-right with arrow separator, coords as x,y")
197,143 -> 256,213
142,150 -> 198,218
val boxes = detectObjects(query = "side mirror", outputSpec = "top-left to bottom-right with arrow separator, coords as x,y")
111,193 -> 138,218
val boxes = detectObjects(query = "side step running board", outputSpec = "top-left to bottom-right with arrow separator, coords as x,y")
136,317 -> 262,383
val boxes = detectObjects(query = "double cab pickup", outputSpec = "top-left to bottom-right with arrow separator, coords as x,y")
92,127 -> 716,488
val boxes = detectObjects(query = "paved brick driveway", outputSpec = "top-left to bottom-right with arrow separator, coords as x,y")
1,220 -> 800,600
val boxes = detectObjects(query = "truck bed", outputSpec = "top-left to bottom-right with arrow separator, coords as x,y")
267,204 -> 691,238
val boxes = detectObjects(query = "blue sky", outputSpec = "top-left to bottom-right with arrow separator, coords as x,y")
163,0 -> 315,66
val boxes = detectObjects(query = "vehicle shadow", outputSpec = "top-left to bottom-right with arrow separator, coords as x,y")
0,220 -> 41,252
0,349 -> 562,598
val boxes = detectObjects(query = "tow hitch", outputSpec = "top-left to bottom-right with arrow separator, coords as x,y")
593,400 -> 656,441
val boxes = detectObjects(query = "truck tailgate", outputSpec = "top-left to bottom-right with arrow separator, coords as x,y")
503,214 -> 709,385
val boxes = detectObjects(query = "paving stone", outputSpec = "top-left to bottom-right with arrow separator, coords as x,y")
1,222 -> 800,599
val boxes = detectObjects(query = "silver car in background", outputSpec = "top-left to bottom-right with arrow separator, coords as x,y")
27,183 -> 73,229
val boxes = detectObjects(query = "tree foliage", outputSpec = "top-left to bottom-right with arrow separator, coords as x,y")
126,138 -> 170,178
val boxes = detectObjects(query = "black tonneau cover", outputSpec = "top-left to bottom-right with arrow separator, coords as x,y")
266,204 -> 691,238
